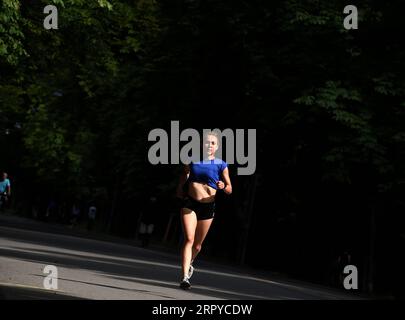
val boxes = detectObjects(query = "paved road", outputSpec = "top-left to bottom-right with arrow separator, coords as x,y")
0,214 -> 363,300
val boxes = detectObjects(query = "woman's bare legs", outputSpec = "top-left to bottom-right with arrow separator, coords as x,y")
191,218 -> 214,263
181,208 -> 197,279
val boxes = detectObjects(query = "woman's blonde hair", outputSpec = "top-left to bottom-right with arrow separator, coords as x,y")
203,131 -> 220,145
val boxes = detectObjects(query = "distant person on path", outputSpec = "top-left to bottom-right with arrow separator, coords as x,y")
138,196 -> 158,248
0,172 -> 11,211
45,199 -> 57,221
176,132 -> 232,290
87,203 -> 97,231
70,202 -> 81,227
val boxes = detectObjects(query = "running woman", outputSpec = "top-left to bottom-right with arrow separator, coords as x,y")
176,131 -> 232,289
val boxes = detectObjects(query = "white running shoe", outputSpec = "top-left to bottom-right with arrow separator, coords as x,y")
180,276 -> 191,290
188,264 -> 195,279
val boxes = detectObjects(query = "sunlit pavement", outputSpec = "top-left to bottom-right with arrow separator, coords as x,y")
0,214 -> 364,300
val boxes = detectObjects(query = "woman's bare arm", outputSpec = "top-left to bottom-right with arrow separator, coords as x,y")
220,167 -> 232,195
176,165 -> 190,198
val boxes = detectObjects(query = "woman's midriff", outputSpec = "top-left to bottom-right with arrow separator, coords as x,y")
188,182 -> 216,203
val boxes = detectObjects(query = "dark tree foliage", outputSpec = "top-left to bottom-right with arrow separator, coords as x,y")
1,0 -> 404,295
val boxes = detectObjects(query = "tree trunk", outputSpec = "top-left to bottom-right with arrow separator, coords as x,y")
368,206 -> 376,293
240,174 -> 258,265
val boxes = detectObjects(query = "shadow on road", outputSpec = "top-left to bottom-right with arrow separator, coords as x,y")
0,284 -> 86,300
0,245 -> 284,299
0,226 -> 362,300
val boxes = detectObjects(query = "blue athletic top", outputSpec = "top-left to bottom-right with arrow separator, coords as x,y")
188,159 -> 228,190
0,179 -> 10,193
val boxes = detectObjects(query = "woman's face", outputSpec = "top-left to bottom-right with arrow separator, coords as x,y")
204,135 -> 219,157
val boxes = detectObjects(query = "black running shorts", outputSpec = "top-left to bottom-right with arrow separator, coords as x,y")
181,197 -> 215,220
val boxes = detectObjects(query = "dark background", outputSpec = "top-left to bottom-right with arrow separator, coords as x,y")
1,0 -> 404,297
